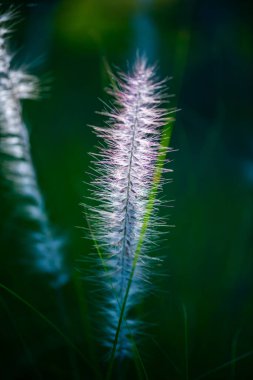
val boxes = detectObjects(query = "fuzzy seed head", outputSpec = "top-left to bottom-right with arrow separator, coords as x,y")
87,57 -> 171,358
0,11 -> 68,288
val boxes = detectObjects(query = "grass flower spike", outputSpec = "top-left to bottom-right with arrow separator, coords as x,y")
0,11 -> 68,287
88,57 -> 171,359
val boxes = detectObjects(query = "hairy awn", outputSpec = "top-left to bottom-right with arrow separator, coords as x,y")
87,57 -> 173,359
0,11 -> 68,287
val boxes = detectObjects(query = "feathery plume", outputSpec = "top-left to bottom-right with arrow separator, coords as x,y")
0,11 -> 68,287
87,57 -> 172,358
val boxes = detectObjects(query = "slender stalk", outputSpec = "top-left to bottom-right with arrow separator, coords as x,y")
106,123 -> 173,377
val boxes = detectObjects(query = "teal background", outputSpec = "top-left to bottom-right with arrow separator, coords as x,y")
0,0 -> 253,379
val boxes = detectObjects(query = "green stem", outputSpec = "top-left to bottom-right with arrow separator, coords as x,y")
106,123 -> 174,380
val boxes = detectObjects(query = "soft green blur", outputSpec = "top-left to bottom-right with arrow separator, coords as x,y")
0,0 -> 252,379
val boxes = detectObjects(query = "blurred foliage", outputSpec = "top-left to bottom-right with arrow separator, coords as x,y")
0,0 -> 253,379
56,0 -> 135,48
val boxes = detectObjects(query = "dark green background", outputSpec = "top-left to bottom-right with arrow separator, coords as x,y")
0,0 -> 252,379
